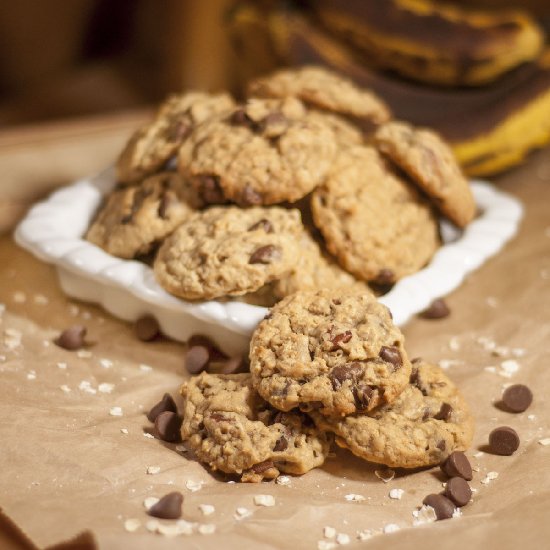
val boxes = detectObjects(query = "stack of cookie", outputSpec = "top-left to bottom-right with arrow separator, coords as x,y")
179,289 -> 474,482
86,65 -> 475,299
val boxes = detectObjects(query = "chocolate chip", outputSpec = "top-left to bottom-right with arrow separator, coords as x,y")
196,175 -> 225,204
273,435 -> 288,452
259,111 -> 288,136
252,460 -> 275,474
158,193 -> 177,219
134,315 -> 160,342
184,345 -> 210,374
420,298 -> 450,319
489,426 -> 520,456
376,268 -> 395,285
121,187 -> 152,224
422,494 -> 456,520
147,393 -> 178,423
444,477 -> 472,507
241,185 -> 263,205
166,117 -> 191,142
230,108 -> 255,128
436,440 -> 446,451
249,245 -> 282,264
154,411 -> 182,442
329,330 -> 352,350
502,384 -> 533,413
378,346 -> 402,369
249,219 -> 274,233
441,451 -> 473,481
434,403 -> 453,422
210,412 -> 229,422
220,355 -> 247,374
329,363 -> 363,390
352,385 -> 375,410
147,492 -> 183,519
188,334 -> 227,362
54,325 -> 87,350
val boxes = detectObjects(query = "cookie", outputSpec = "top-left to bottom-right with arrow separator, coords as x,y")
311,359 -> 474,468
154,206 -> 302,300
312,0 -> 544,87
116,92 -> 234,184
271,230 -> 369,299
180,372 -> 332,482
250,289 -> 412,417
86,173 -> 200,259
247,65 -> 390,128
311,146 -> 440,285
178,97 -> 338,205
375,121 -> 476,228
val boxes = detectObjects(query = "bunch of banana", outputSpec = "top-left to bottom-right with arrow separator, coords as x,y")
227,1 -> 550,176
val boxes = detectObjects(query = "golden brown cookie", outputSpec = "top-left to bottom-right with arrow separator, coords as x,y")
180,372 -> 332,482
154,206 -> 303,301
311,359 -> 474,468
86,173 -> 200,259
375,121 -> 476,228
311,146 -> 440,285
250,289 -> 412,417
178,97 -> 338,206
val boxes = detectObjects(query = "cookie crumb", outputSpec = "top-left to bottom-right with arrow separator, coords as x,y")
357,530 -> 373,541
375,469 -> 395,482
57,362 -> 67,369
199,504 -> 215,516
120,428 -> 128,434
98,383 -> 115,394
198,523 -> 216,535
389,488 -> 404,500
140,364 -> 153,372
234,507 -> 253,520
185,479 -> 204,492
147,466 -> 161,475
276,475 -> 291,485
412,505 -> 437,525
60,385 -> 71,393
318,541 -> 337,550
254,494 -> 275,507
499,359 -> 520,378
26,371 -> 36,380
336,533 -> 350,545
480,471 -> 499,484
323,526 -> 336,538
79,381 -> 97,394
383,523 -> 400,534
438,359 -> 463,369
344,493 -> 365,502
33,294 -> 49,305
99,358 -> 113,369
143,432 -> 155,439
144,497 -> 159,509
13,291 -> 27,303
109,406 -> 123,416
448,337 -> 460,351
538,438 -> 550,446
124,518 -> 141,532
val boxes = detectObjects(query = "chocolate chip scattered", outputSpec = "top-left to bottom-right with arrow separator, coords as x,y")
489,426 -> 520,456
434,403 -> 453,422
502,384 -> 533,413
329,330 -> 352,350
154,411 -> 182,442
249,245 -> 282,264
185,345 -> 210,374
444,477 -> 472,507
422,494 -> 456,520
252,460 -> 276,474
329,363 -> 363,390
273,435 -> 288,452
420,298 -> 450,319
441,451 -> 473,481
188,334 -> 227,362
241,185 -> 263,206
378,346 -> 402,369
54,325 -> 87,350
147,492 -> 183,519
147,393 -> 178,423
220,355 -> 247,374
249,219 -> 274,233
134,315 -> 160,342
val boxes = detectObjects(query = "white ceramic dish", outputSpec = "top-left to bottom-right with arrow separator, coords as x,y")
15,168 -> 523,355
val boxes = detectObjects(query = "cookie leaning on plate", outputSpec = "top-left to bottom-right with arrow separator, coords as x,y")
180,372 -> 332,482
178,97 -> 338,206
310,359 -> 474,468
154,206 -> 303,301
250,289 -> 412,417
86,172 -> 201,259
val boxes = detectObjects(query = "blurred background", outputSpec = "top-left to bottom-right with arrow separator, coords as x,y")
1,0 -> 549,128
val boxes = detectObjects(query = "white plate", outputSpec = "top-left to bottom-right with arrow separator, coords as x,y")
14,168 -> 523,355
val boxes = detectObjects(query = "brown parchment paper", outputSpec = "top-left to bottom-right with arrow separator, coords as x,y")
1,123 -> 550,549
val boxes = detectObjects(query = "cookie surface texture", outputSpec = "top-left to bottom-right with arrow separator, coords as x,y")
86,173 -> 199,258
311,360 -> 474,468
180,373 -> 332,482
250,289 -> 412,416
154,206 -> 302,300
376,121 -> 476,227
179,97 -> 338,205
311,146 -> 440,284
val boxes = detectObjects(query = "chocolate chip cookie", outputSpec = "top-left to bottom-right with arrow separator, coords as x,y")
180,372 -> 332,482
311,359 -> 474,468
86,172 -> 200,259
116,91 -> 234,184
250,289 -> 412,417
375,121 -> 476,228
311,146 -> 440,284
154,206 -> 302,300
247,65 -> 391,129
178,97 -> 338,205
